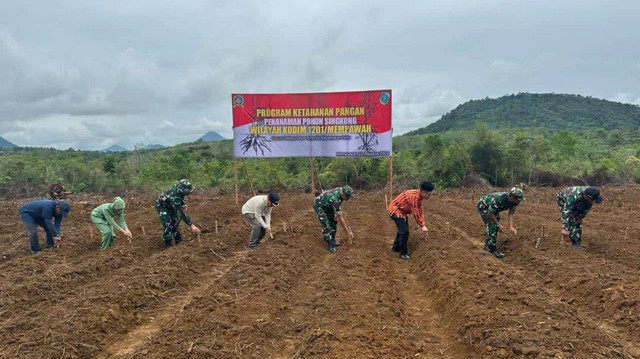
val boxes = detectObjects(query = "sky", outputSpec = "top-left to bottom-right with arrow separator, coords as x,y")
1,0 -> 639,150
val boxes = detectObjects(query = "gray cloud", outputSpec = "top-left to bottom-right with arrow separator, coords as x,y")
0,31 -> 79,104
1,0 -> 639,149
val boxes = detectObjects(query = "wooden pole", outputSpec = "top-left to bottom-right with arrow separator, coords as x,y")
241,158 -> 255,196
388,155 -> 393,199
310,157 -> 316,198
234,158 -> 238,205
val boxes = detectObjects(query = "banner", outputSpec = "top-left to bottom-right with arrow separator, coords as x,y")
232,90 -> 392,158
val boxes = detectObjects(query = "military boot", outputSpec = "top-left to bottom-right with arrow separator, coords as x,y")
485,244 -> 505,259
571,239 -> 586,250
327,240 -> 337,253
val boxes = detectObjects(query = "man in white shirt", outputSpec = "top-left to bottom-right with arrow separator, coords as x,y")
241,191 -> 279,250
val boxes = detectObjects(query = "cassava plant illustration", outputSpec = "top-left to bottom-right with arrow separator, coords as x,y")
357,132 -> 379,152
240,134 -> 272,155
344,94 -> 382,153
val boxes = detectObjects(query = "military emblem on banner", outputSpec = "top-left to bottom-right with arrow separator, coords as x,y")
379,91 -> 390,105
233,94 -> 244,107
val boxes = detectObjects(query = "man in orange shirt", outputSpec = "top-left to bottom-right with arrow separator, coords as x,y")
388,181 -> 434,260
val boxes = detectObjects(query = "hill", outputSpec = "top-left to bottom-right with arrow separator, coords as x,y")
200,131 -> 224,142
0,136 -> 17,149
100,145 -> 128,152
144,144 -> 166,150
406,93 -> 640,135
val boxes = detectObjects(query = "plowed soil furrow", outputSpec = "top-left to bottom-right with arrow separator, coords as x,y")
434,193 -> 640,343
101,197 -> 472,359
0,194 -> 249,358
2,188 -> 640,358
428,193 -> 640,358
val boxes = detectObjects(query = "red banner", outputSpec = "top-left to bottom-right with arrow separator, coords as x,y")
232,90 -> 392,158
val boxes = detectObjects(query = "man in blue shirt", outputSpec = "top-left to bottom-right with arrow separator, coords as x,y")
19,200 -> 71,253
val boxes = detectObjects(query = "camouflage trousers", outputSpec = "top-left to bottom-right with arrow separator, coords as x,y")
477,208 -> 500,248
156,206 -> 182,246
564,222 -> 582,242
313,204 -> 337,245
557,198 -> 582,242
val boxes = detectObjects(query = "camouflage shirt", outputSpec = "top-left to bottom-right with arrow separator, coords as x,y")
313,187 -> 344,214
477,192 -> 519,215
154,185 -> 192,225
558,186 -> 592,228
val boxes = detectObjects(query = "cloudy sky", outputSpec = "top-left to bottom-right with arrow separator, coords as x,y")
1,0 -> 639,150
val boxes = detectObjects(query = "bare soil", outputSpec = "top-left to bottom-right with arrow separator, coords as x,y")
1,187 -> 639,358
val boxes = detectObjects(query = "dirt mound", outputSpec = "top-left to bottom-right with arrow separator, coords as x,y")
1,188 -> 639,358
462,172 -> 492,188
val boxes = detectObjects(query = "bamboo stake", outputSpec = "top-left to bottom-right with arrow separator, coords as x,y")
215,220 -> 218,234
241,158 -> 255,196
234,158 -> 239,205
310,157 -> 316,198
388,155 -> 393,199
142,226 -> 146,235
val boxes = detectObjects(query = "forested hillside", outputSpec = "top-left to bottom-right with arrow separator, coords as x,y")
407,93 -> 640,134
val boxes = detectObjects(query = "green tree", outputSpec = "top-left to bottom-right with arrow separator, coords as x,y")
469,122 -> 504,185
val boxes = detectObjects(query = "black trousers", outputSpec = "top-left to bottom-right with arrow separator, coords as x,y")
391,215 -> 410,255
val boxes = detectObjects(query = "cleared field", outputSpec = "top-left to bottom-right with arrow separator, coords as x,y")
1,187 -> 638,358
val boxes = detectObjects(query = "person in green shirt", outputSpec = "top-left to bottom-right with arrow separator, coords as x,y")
91,197 -> 132,249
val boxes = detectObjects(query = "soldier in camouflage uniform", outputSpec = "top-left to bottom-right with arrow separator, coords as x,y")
476,187 -> 525,258
313,186 -> 354,253
154,179 -> 201,248
556,186 -> 602,250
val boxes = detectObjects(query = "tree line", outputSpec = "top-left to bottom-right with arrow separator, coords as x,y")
2,123 -> 640,198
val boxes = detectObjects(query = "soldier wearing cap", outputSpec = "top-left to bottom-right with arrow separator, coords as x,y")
242,191 -> 280,250
556,186 -> 602,250
476,187 -> 525,258
313,186 -> 354,253
91,197 -> 132,249
154,179 -> 201,248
